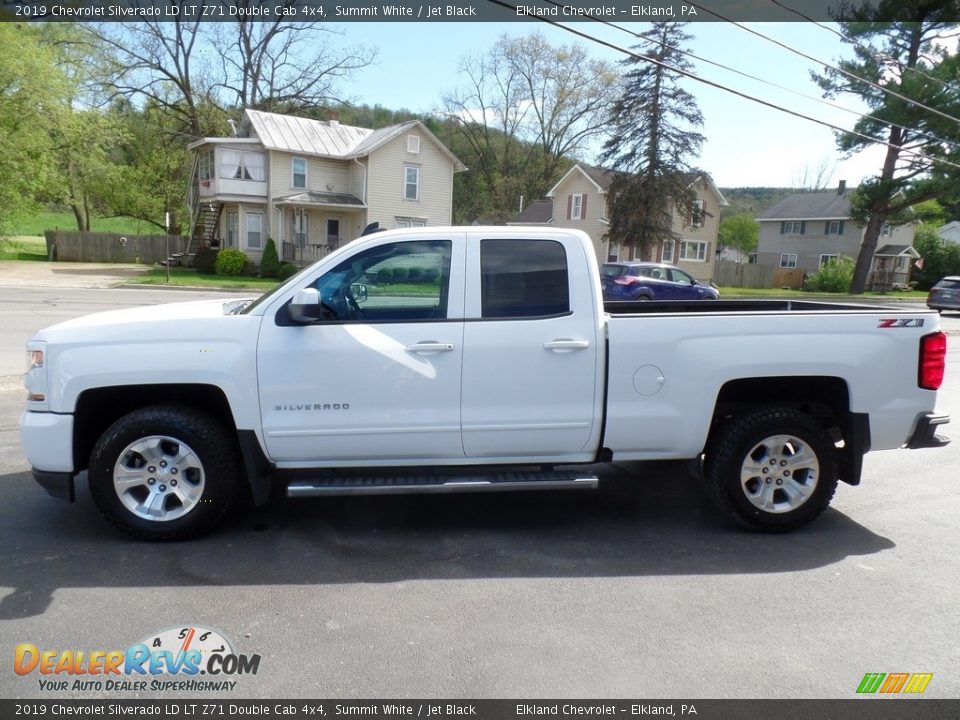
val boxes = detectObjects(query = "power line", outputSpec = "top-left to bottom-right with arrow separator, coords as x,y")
686,1 -> 960,130
482,0 -> 960,173
536,0 -> 960,156
768,0 -> 960,96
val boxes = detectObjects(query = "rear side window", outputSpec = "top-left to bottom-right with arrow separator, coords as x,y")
481,239 -> 570,318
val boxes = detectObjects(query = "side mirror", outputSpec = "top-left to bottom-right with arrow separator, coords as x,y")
289,288 -> 327,324
350,282 -> 368,303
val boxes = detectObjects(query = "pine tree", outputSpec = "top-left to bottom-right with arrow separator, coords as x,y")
814,1 -> 960,293
599,22 -> 705,259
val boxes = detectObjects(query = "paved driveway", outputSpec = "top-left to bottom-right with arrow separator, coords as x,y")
0,261 -> 149,288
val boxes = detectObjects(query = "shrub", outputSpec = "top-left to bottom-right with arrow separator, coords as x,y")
215,248 -> 249,276
422,267 -> 440,284
808,256 -> 855,293
406,267 -> 423,282
376,267 -> 394,284
391,267 -> 409,283
278,262 -> 299,280
260,238 -> 281,278
193,247 -> 219,275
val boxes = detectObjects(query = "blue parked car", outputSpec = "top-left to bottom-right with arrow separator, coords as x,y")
600,262 -> 720,301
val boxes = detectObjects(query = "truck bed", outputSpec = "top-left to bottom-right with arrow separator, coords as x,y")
604,299 -> 912,315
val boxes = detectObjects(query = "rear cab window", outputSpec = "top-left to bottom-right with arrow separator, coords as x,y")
479,239 -> 570,319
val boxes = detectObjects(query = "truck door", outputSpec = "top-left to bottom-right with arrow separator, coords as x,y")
257,234 -> 466,463
460,235 -> 601,459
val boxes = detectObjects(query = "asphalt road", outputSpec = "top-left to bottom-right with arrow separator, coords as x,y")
1,286 -> 958,701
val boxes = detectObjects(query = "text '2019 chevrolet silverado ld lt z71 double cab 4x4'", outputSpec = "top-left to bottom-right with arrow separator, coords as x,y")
21,227 -> 950,540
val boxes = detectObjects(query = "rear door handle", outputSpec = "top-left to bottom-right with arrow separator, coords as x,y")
406,342 -> 455,353
543,339 -> 590,351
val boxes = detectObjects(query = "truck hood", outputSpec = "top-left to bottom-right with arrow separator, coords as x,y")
34,298 -> 253,340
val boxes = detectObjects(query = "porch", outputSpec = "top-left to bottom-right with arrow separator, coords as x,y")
868,245 -> 919,291
274,191 -> 366,267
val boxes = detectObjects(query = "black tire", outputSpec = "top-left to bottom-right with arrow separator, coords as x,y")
88,404 -> 239,541
703,407 -> 838,532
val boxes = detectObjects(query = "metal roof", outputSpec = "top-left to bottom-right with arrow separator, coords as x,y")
273,191 -> 366,208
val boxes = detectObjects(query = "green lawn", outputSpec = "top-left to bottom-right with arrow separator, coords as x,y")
6,211 -> 159,237
129,268 -> 280,290
0,236 -> 48,261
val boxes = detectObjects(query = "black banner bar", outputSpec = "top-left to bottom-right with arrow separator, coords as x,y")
2,700 -> 958,720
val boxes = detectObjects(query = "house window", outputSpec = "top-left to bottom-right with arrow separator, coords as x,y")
199,151 -> 214,181
679,240 -> 708,262
819,254 -> 839,266
407,135 -> 420,154
404,166 -> 420,201
690,199 -> 705,228
881,223 -> 893,236
220,150 -> 265,181
326,218 -> 340,246
396,217 -> 427,229
781,221 -> 804,235
826,220 -> 844,235
292,157 -> 307,189
662,241 -> 675,263
246,212 -> 263,249
780,253 -> 798,269
895,255 -> 909,271
293,210 -> 308,248
570,194 -> 584,220
226,211 -> 238,247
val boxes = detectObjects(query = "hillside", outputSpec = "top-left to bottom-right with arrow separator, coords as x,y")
719,187 -> 797,218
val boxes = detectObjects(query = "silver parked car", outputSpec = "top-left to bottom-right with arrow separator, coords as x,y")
927,276 -> 960,312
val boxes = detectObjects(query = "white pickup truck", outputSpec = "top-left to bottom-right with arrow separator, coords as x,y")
21,227 -> 950,540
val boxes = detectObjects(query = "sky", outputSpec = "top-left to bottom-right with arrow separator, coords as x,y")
336,21 -> 901,189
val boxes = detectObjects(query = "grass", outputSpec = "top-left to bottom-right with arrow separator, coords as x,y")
6,211 -> 159,237
128,268 -> 280,290
0,236 -> 48,261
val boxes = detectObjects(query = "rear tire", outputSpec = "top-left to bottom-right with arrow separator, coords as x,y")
704,407 -> 838,532
88,404 -> 239,541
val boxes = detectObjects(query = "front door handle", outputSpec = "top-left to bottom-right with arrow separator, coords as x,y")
406,341 -> 455,353
543,339 -> 590,351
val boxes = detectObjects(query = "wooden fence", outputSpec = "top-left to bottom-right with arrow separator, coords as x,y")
44,231 -> 186,264
714,260 -> 806,290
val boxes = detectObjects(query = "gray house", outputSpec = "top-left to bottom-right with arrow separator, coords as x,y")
755,184 -> 918,289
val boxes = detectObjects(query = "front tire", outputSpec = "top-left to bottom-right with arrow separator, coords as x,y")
704,408 -> 838,532
88,404 -> 239,540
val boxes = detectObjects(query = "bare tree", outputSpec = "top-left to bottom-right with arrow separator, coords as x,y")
791,157 -> 838,191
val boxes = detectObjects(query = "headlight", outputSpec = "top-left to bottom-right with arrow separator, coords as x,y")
25,343 -> 47,403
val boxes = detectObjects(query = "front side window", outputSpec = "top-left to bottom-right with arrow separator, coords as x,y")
314,240 -> 452,322
680,240 -> 707,261
780,253 -> 798,269
292,157 -> 307,189
669,268 -> 694,284
480,239 -> 569,319
246,212 -> 263,249
404,166 -> 420,200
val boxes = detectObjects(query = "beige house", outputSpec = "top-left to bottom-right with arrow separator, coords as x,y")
509,163 -> 726,282
187,109 -> 465,265
755,185 -> 918,290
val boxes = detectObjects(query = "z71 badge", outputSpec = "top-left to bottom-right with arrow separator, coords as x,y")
878,318 -> 925,328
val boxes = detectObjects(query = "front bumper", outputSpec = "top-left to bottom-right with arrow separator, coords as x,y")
906,413 -> 951,449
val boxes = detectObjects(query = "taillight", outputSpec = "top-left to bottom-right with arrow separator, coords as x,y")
919,331 -> 947,390
614,276 -> 637,285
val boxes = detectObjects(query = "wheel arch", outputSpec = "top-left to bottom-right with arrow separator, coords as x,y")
74,384 -> 273,503
709,376 -> 869,486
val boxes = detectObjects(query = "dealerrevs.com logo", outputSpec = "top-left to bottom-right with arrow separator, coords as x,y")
857,672 -> 933,695
14,625 -> 261,693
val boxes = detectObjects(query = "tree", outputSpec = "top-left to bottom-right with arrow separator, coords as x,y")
598,22 -> 705,257
814,1 -> 960,294
912,222 -> 960,289
440,32 -> 618,222
719,214 -> 759,255
0,25 -> 64,233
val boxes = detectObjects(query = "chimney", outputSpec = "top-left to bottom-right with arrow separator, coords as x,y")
838,180 -> 846,195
